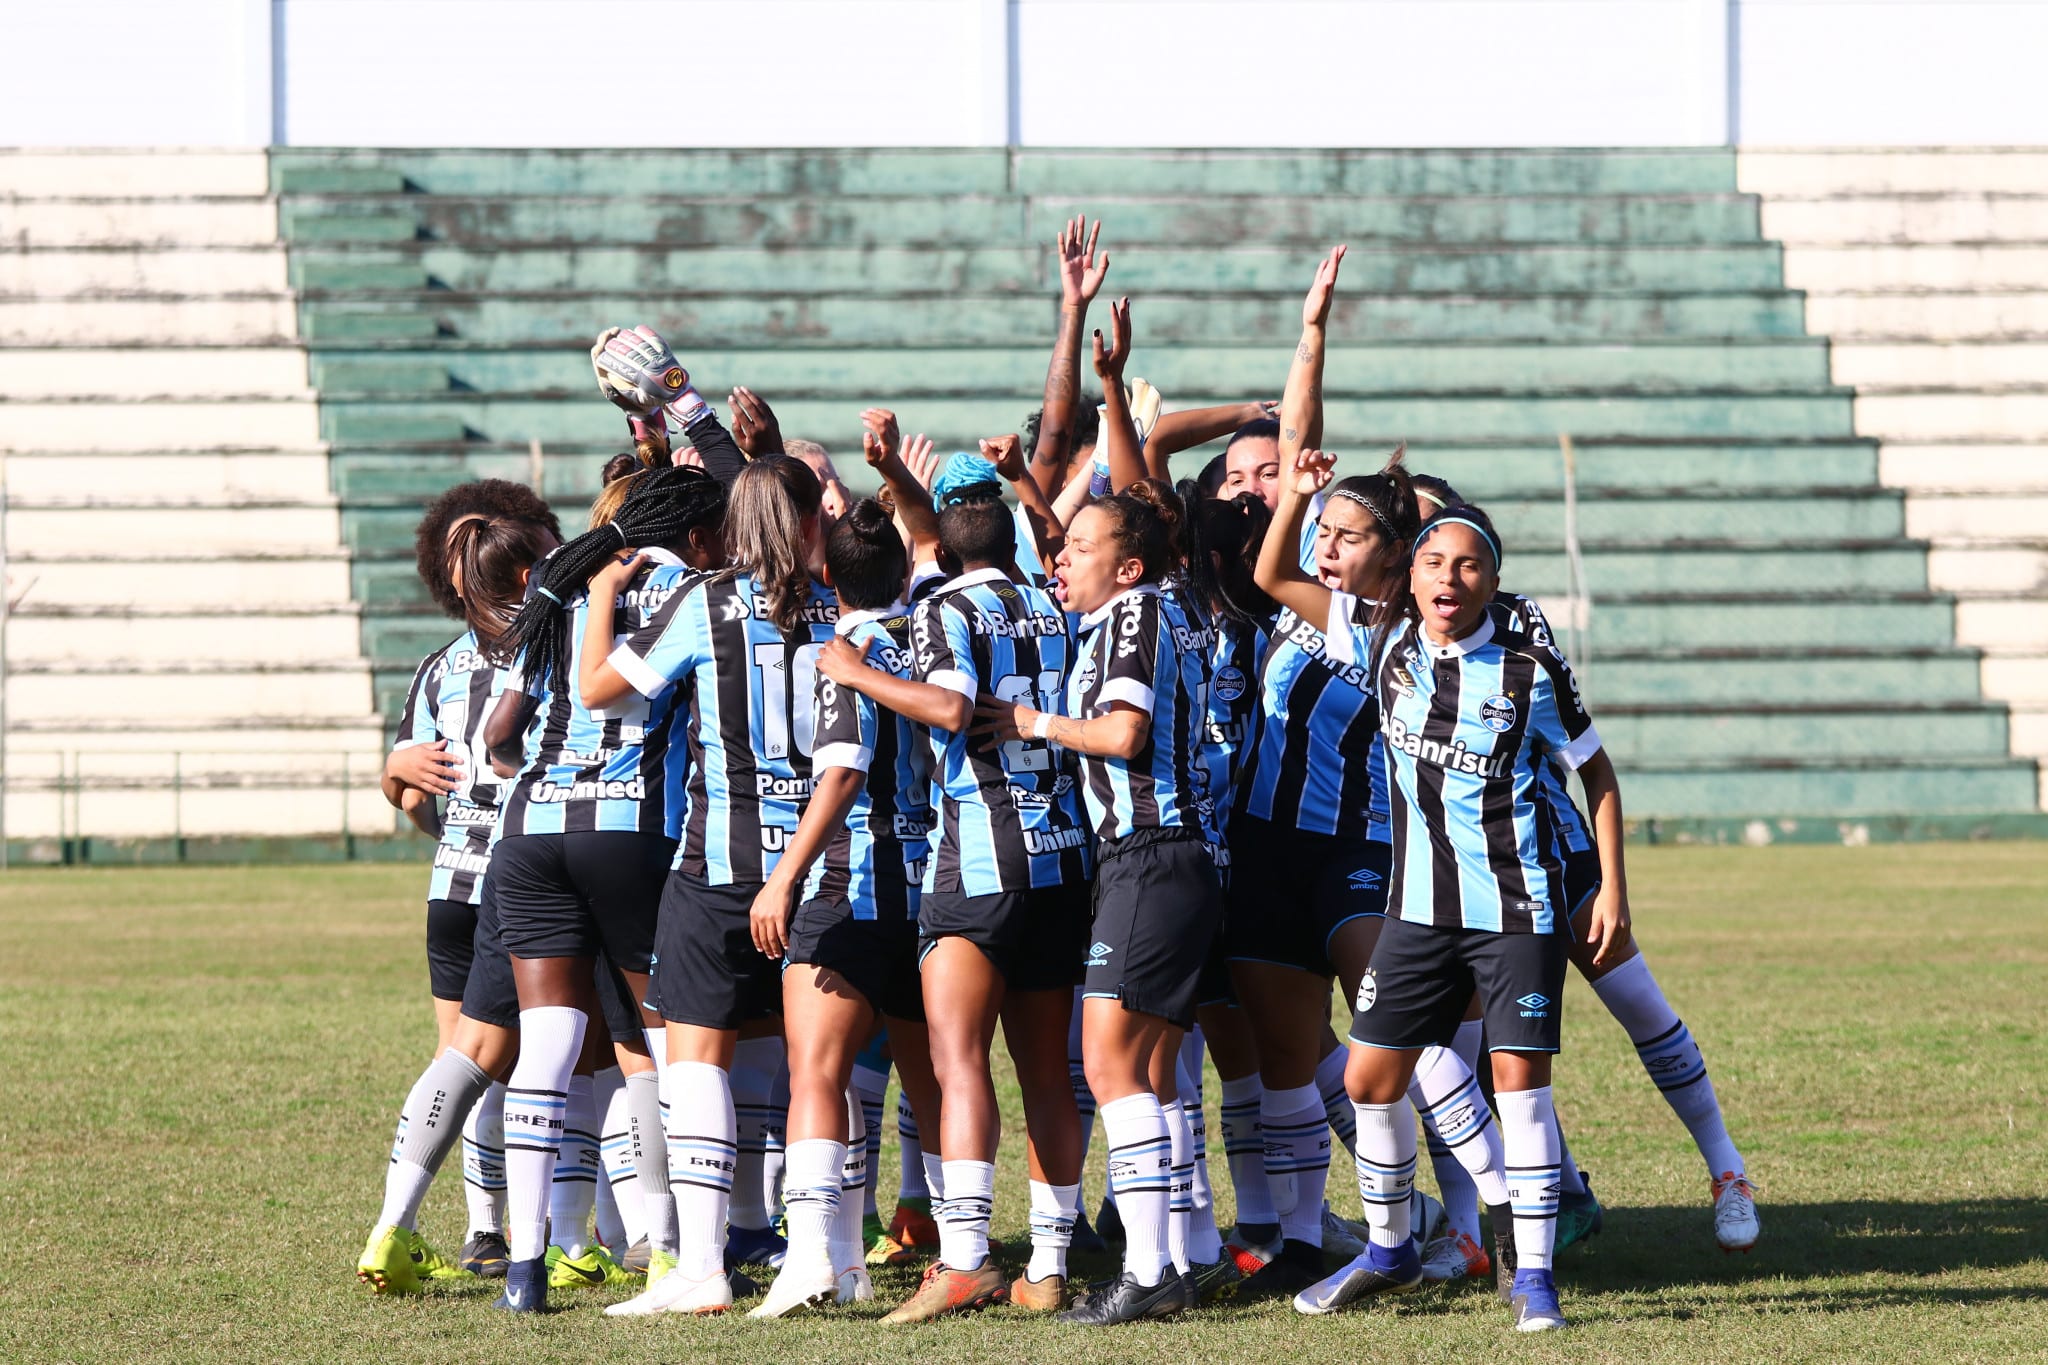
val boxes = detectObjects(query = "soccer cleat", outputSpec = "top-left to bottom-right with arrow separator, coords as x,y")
1510,1268 -> 1567,1332
1094,1196 -> 1126,1247
835,1265 -> 875,1303
880,1260 -> 1010,1323
1320,1204 -> 1369,1260
748,1261 -> 841,1319
1486,1202 -> 1519,1303
458,1231 -> 510,1279
356,1224 -> 423,1296
492,1255 -> 547,1313
1008,1272 -> 1067,1311
725,1223 -> 788,1271
1712,1172 -> 1760,1252
603,1265 -> 735,1316
869,1198 -> 940,1265
731,1267 -> 761,1299
861,1212 -> 887,1259
1241,1238 -> 1328,1299
548,1243 -> 638,1289
1187,1255 -> 1245,1304
1055,1269 -> 1188,1325
1410,1188 -> 1447,1251
1070,1207 -> 1109,1255
647,1248 -> 678,1286
1223,1227 -> 1281,1279
1556,1171 -> 1605,1252
407,1229 -> 470,1281
621,1236 -> 651,1275
1292,1241 -> 1424,1316
1418,1228 -> 1491,1283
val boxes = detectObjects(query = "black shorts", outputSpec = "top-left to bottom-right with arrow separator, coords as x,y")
490,831 -> 674,968
1083,829 -> 1222,1028
461,877 -> 646,1040
1347,915 -> 1570,1055
1561,849 -> 1603,920
918,881 -> 1090,993
426,898 -> 478,1001
1223,815 -> 1390,977
652,870 -> 782,1030
787,897 -> 925,1023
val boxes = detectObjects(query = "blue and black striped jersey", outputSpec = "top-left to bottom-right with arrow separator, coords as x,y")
393,629 -> 515,903
911,566 -> 1087,895
1488,592 -> 1596,858
1196,613 -> 1270,849
498,552 -> 688,840
612,569 -> 839,886
802,605 -> 932,920
1374,614 -> 1602,935
1069,585 -> 1212,842
1236,591 -> 1388,843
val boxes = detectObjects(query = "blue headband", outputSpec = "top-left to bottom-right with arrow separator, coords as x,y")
1413,514 -> 1503,570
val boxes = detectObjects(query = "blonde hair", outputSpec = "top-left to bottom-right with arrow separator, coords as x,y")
722,456 -> 823,632
587,469 -> 645,530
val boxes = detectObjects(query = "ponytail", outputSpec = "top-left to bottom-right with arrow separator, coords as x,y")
722,456 -> 824,634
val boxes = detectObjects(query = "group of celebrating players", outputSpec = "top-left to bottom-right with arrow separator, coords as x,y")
358,221 -> 1760,1334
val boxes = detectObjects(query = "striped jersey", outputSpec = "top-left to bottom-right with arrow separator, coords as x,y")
1374,613 -> 1602,935
611,569 -> 839,885
1236,590 -> 1388,842
393,629 -> 515,903
911,566 -> 1088,895
802,605 -> 933,920
1068,584 -> 1212,842
1197,613 -> 1270,848
498,551 -> 690,840
1489,592 -> 1596,857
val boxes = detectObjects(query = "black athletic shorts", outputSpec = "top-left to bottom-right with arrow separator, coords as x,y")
918,881 -> 1090,993
1223,815 -> 1391,976
787,897 -> 926,1023
1347,915 -> 1570,1055
1082,828 -> 1222,1028
460,875 -> 647,1040
652,870 -> 782,1030
1561,849 -> 1603,921
426,898 -> 478,1001
490,831 -> 674,968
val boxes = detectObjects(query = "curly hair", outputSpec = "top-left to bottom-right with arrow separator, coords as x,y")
413,478 -> 562,619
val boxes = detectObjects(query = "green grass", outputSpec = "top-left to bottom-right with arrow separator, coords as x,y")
2,844 -> 2045,1363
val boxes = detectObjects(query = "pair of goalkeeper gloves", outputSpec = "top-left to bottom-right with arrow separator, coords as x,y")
590,325 -> 707,436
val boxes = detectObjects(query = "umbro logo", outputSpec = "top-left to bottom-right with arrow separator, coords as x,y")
1348,867 -> 1382,891
1516,992 -> 1551,1018
1085,940 -> 1114,967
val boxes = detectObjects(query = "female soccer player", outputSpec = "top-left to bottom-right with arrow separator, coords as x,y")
1317,504 -> 1630,1334
977,480 -> 1222,1325
582,457 -> 840,1318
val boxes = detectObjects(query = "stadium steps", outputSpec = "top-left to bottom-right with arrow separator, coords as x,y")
254,144 -> 2048,826
0,151 -> 386,843
1739,146 -> 2048,807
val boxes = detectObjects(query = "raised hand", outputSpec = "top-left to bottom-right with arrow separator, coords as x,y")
1055,214 -> 1110,309
860,407 -> 902,466
671,444 -> 704,469
592,325 -> 689,414
1091,296 -> 1132,383
1302,244 -> 1347,329
980,434 -> 1026,483
728,385 -> 784,457
1291,447 -> 1338,497
901,433 -> 938,490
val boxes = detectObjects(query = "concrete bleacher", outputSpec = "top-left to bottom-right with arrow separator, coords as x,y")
265,145 -> 2042,832
0,150 -> 387,849
1742,149 -> 2048,810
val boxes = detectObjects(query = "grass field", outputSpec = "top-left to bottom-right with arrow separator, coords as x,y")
2,844 -> 2045,1363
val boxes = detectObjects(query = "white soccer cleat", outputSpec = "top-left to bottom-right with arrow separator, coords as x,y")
748,1261 -> 840,1319
1712,1172 -> 1760,1252
1418,1228 -> 1490,1282
603,1265 -> 734,1316
835,1265 -> 875,1303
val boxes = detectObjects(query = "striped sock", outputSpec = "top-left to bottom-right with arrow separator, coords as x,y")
1261,1083 -> 1331,1245
1498,1086 -> 1561,1272
1163,1091 -> 1195,1274
1026,1179 -> 1080,1280
1316,1043 -> 1358,1157
1217,1073 -> 1277,1231
1101,1093 -> 1173,1287
1410,1043 -> 1509,1214
937,1160 -> 995,1270
1068,987 -> 1098,1178
504,1006 -> 586,1263
850,1062 -> 889,1220
596,1066 -> 642,1252
665,1061 -> 737,1279
1179,1056 -> 1223,1263
783,1138 -> 842,1274
550,1073 -> 600,1257
897,1092 -> 930,1201
461,1080 -> 506,1236
832,1088 -> 869,1271
729,1038 -> 783,1232
1593,955 -> 1744,1176
1352,1099 -> 1418,1248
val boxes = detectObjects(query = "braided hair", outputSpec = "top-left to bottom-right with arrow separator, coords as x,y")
493,463 -> 728,691
1177,480 -> 1275,629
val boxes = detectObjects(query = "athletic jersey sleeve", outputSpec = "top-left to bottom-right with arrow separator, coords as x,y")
912,595 -> 979,701
1096,593 -> 1159,715
391,650 -> 443,751
1321,589 -> 1373,667
1527,649 -> 1601,771
609,574 -> 704,699
811,664 -> 878,775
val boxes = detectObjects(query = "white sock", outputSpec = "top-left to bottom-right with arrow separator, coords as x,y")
922,1153 -> 947,1204
850,1062 -> 889,1220
1498,1086 -> 1561,1272
643,1027 -> 668,1088
1218,1073 -> 1277,1230
595,1066 -> 641,1251
937,1160 -> 995,1270
1352,1099 -> 1418,1248
1026,1179 -> 1081,1281
896,1092 -> 930,1201
1316,1043 -> 1358,1157
1179,1057 -> 1223,1264
1261,1082 -> 1330,1245
765,1056 -> 790,1225
550,1073 -> 600,1257
1101,1092 -> 1173,1287
1409,1042 -> 1509,1231
665,1060 -> 736,1279
783,1138 -> 843,1274
1593,955 -> 1745,1177
504,1006 -> 587,1263
461,1081 -> 506,1236
728,1037 -> 784,1232
381,1047 -> 490,1231
832,1088 -> 869,1271
626,1069 -> 677,1256
1163,1091 -> 1195,1274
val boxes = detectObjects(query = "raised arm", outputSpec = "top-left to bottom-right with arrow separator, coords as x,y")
983,432 -> 1065,574
1254,447 -> 1340,625
1151,400 -> 1278,460
576,552 -> 652,711
861,407 -> 941,562
1030,215 -> 1110,497
1092,297 -> 1148,494
1279,245 -> 1345,467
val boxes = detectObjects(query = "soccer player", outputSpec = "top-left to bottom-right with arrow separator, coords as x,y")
1322,503 -> 1631,1334
743,495 -> 936,1317
583,456 -> 840,1317
977,480 -> 1224,1325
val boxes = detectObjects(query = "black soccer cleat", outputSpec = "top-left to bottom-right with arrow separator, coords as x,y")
1056,1270 -> 1190,1325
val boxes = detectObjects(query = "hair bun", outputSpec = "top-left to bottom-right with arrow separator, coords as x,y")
845,496 -> 895,542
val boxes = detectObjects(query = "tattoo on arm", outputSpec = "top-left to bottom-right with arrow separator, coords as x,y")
1284,426 -> 1298,442
1296,340 -> 1315,363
